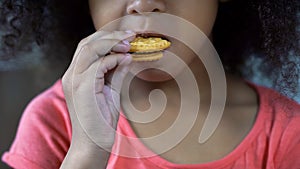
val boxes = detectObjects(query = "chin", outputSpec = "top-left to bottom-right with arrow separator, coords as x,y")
135,69 -> 174,82
129,52 -> 188,82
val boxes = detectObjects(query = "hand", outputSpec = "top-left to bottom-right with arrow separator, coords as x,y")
60,30 -> 135,169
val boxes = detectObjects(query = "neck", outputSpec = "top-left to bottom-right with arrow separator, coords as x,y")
120,57 -> 213,114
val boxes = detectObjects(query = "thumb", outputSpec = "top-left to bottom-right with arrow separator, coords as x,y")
105,54 -> 132,94
103,55 -> 132,114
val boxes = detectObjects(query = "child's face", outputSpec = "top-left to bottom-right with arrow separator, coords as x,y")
89,0 -> 218,35
89,0 -> 218,81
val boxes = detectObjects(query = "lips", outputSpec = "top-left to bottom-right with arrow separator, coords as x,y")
129,32 -> 171,61
135,32 -> 170,42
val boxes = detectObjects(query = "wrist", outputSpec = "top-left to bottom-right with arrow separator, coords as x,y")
60,144 -> 111,169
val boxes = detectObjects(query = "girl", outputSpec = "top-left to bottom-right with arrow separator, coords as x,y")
1,0 -> 300,169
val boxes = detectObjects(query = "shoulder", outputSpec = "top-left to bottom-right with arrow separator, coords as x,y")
254,84 -> 300,118
29,79 -> 66,110
24,79 -> 71,131
2,79 -> 71,169
23,79 -> 72,138
252,83 -> 300,167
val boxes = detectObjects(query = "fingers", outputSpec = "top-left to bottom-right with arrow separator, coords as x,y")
111,40 -> 131,52
79,30 -> 134,47
94,53 -> 132,94
73,31 -> 135,74
62,31 -> 136,151
110,34 -> 136,53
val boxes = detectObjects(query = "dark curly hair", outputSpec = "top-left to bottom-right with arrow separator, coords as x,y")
0,0 -> 300,98
213,0 -> 300,98
0,0 -> 93,67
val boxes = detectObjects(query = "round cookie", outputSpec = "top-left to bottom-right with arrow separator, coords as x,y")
130,37 -> 171,61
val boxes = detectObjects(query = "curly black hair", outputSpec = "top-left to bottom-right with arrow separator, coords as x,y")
0,0 -> 93,66
213,0 -> 300,97
0,0 -> 300,97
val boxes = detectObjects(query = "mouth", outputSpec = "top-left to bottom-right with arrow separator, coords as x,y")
135,32 -> 170,42
129,32 -> 171,62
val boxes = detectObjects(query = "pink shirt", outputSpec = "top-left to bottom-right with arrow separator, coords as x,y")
2,80 -> 300,169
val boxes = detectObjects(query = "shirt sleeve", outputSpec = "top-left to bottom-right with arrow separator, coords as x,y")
269,96 -> 300,169
276,113 -> 300,168
2,82 -> 71,169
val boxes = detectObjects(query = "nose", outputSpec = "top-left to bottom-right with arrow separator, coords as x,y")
126,0 -> 166,14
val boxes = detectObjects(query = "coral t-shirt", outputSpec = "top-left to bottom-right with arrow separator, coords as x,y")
2,80 -> 300,169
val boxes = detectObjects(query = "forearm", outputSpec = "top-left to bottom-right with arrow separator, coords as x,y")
60,146 -> 110,169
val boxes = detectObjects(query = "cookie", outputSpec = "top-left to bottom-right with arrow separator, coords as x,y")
130,37 -> 171,61
131,52 -> 163,62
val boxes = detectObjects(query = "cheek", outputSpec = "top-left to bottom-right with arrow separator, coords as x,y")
171,0 -> 218,36
91,11 -> 121,30
193,7 -> 218,36
89,2 -> 125,30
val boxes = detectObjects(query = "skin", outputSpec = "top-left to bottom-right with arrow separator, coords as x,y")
61,0 -> 259,168
89,0 -> 218,81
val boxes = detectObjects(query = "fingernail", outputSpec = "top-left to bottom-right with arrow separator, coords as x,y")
122,40 -> 130,45
125,30 -> 134,34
